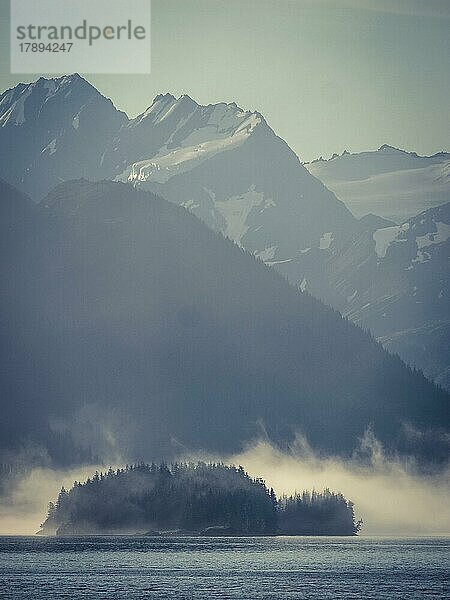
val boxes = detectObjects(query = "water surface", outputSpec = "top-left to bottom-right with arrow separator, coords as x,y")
0,536 -> 448,599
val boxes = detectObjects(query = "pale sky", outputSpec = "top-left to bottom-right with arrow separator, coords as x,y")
0,0 -> 449,161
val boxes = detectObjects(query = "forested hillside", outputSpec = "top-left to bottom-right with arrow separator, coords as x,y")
0,179 -> 448,470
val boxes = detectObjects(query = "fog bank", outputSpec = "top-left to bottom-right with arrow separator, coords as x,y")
0,465 -> 104,535
225,433 -> 450,536
1,431 -> 449,536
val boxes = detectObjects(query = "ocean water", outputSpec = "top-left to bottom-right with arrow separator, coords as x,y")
0,536 -> 448,599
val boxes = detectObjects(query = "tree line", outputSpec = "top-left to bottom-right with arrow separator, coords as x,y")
39,462 -> 362,536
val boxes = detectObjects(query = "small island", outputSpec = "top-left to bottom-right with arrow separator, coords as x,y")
39,462 -> 362,536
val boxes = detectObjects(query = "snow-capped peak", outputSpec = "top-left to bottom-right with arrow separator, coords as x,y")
377,144 -> 410,154
114,95 -> 265,185
0,73 -> 98,127
133,93 -> 199,127
152,92 -> 176,104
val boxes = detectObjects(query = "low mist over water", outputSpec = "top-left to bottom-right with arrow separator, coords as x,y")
1,431 -> 449,536
227,436 -> 450,536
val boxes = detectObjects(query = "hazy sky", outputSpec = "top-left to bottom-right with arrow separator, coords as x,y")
0,0 -> 449,161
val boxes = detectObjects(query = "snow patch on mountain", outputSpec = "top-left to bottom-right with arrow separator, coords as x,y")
117,105 -> 262,185
299,277 -> 307,292
122,129 -> 253,184
255,246 -> 278,261
373,223 -> 409,258
266,258 -> 293,266
372,227 -> 398,258
215,187 -> 265,244
410,250 -> 431,266
181,198 -> 201,211
319,232 -> 333,250
416,222 -> 450,249
112,95 -> 264,185
42,139 -> 57,155
347,290 -> 358,303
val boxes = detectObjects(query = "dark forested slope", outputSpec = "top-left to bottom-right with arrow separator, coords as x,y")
0,179 -> 448,466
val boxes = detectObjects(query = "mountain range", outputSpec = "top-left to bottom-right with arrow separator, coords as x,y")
306,145 -> 450,224
309,202 -> 450,390
0,74 -> 448,392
